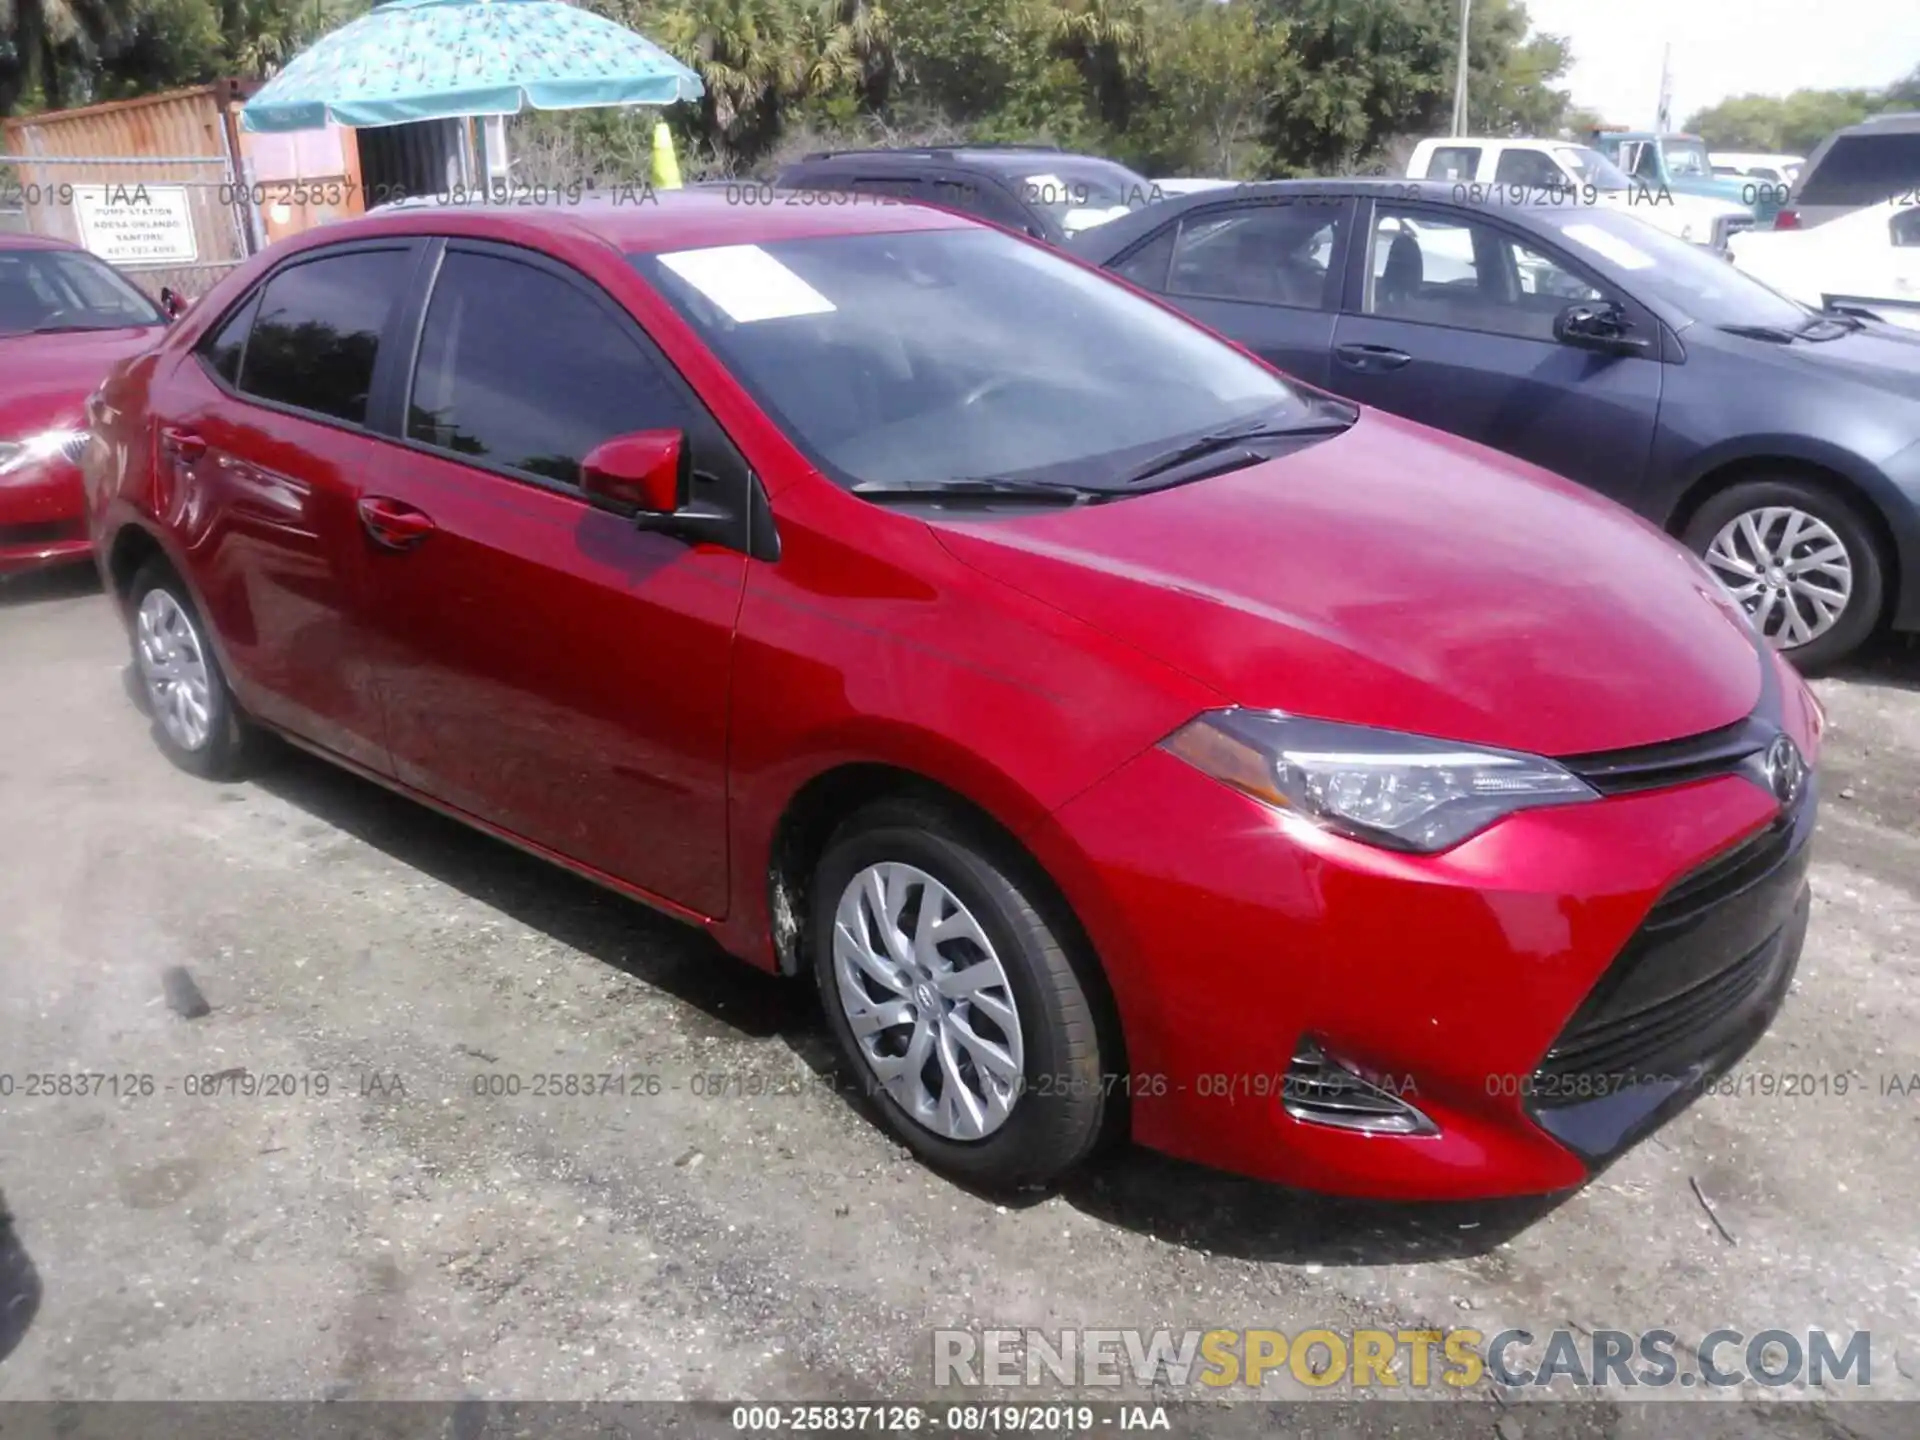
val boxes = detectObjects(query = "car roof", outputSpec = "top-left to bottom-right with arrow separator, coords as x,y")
782,146 -> 1122,177
1066,177 -> 1460,260
305,188 -> 977,256
1416,137 -> 1571,150
0,231 -> 82,252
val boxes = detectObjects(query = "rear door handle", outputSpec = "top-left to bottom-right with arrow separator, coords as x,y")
160,426 -> 206,461
1333,344 -> 1414,373
358,495 -> 437,551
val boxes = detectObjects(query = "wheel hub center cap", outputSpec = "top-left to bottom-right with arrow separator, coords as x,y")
914,981 -> 939,1012
1766,566 -> 1787,587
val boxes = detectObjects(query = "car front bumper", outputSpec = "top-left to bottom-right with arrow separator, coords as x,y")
0,458 -> 90,576
1044,653 -> 1820,1201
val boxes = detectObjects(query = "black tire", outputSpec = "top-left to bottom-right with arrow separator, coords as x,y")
810,798 -> 1109,1191
1681,477 -> 1886,672
127,559 -> 250,780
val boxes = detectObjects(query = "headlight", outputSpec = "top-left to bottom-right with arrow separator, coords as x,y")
0,428 -> 90,479
1162,710 -> 1598,853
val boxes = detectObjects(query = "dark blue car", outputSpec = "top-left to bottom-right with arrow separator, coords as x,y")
1071,179 -> 1920,669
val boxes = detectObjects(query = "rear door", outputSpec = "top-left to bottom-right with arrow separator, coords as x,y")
353,239 -> 751,916
148,240 -> 421,772
1327,200 -> 1663,505
1109,197 -> 1354,387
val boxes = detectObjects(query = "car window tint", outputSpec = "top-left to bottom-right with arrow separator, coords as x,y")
406,250 -> 691,487
1892,207 -> 1920,247
1365,208 -> 1603,341
934,177 -> 1029,230
1494,149 -> 1566,187
237,249 -> 410,424
1797,133 -> 1920,207
203,292 -> 260,385
1427,146 -> 1480,181
1113,226 -> 1177,290
849,176 -> 923,202
1167,203 -> 1346,309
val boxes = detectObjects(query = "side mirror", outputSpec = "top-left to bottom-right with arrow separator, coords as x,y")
1553,300 -> 1650,355
580,430 -> 687,517
159,286 -> 192,321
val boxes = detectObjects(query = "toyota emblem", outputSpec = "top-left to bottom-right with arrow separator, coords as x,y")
1762,734 -> 1805,807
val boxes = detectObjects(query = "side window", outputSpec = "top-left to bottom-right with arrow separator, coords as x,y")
406,250 -> 693,488
849,176 -> 924,203
236,248 -> 412,425
1629,143 -> 1663,183
1364,207 -> 1603,341
1494,149 -> 1567,187
1167,203 -> 1347,310
1891,207 -> 1920,248
934,177 -> 1030,231
1427,146 -> 1482,182
202,291 -> 260,385
1113,226 -> 1177,291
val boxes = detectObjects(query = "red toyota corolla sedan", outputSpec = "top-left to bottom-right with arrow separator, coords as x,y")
0,233 -> 171,577
83,195 -> 1823,1199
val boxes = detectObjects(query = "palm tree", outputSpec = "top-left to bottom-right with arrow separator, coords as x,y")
1046,0 -> 1145,130
657,0 -> 810,167
0,0 -> 128,114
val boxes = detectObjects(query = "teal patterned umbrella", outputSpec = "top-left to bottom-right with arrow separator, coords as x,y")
241,0 -> 703,133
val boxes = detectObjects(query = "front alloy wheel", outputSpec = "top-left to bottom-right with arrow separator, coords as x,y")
1703,505 -> 1852,650
1683,478 -> 1885,671
810,799 -> 1112,1190
831,861 -> 1026,1141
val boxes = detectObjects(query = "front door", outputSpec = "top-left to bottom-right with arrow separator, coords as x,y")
1327,202 -> 1663,507
356,242 -> 749,916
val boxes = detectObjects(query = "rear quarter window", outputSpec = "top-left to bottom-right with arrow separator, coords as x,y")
234,248 -> 413,425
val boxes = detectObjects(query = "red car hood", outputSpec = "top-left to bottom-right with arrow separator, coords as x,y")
932,410 -> 1763,758
0,325 -> 164,431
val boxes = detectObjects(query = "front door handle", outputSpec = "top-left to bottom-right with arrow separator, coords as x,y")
1333,344 -> 1414,373
358,496 -> 437,551
160,426 -> 206,462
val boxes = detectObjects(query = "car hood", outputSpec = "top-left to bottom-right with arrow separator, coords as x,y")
931,410 -> 1764,758
1718,320 -> 1920,401
0,325 -> 165,431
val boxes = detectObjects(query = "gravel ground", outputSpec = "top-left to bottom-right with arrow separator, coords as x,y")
1,565 -> 1916,1436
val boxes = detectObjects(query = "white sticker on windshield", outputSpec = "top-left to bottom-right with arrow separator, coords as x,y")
1062,205 -> 1132,233
657,244 -> 837,324
1560,222 -> 1656,270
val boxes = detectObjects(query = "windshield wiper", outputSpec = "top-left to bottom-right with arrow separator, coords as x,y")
29,321 -> 148,334
850,476 -> 1097,506
1116,407 -> 1358,489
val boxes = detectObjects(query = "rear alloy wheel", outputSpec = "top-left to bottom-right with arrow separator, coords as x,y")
811,799 -> 1109,1190
1684,479 -> 1885,671
129,561 -> 249,779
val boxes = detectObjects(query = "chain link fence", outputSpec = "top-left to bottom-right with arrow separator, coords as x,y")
0,152 -> 260,300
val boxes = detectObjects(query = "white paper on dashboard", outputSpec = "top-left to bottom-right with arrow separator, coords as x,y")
657,244 -> 838,323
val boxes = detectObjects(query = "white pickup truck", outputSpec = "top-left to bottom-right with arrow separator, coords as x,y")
1406,137 -> 1757,250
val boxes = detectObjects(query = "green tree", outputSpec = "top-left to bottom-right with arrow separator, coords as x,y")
1127,0 -> 1280,176
1466,0 -> 1570,136
1,0 -> 134,113
1255,0 -> 1454,174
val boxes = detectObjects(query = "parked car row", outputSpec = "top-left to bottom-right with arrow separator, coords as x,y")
62,183 -> 1830,1205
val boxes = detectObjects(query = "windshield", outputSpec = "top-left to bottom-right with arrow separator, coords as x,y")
633,227 -> 1305,492
1534,206 -> 1810,329
1664,139 -> 1713,178
1011,160 -> 1160,235
1552,146 -> 1634,191
0,246 -> 165,336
